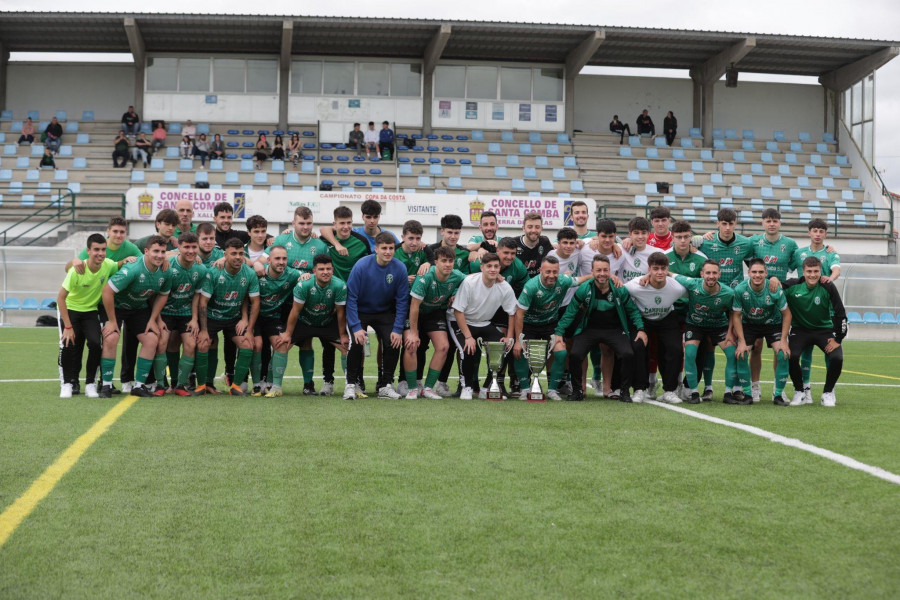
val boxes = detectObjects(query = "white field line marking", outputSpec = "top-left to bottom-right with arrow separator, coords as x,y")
646,400 -> 900,486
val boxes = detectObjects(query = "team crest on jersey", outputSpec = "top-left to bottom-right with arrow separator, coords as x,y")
743,292 -> 750,299
240,277 -> 247,287
386,274 -> 394,284
686,330 -> 693,339
655,296 -> 661,305
765,296 -> 772,305
814,297 -> 821,305
734,247 -> 741,255
536,290 -> 544,298
689,263 -> 696,271
325,289 -> 332,298
714,298 -> 721,305
634,258 -> 641,268
780,244 -> 786,252
158,277 -> 165,287
606,293 -> 613,302
138,274 -> 145,282
218,275 -> 225,284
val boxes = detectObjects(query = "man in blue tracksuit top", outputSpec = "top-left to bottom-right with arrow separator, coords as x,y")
345,231 -> 409,399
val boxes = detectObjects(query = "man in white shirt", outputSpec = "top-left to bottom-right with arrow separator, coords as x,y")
363,121 -> 380,158
625,252 -> 687,403
619,217 -> 657,283
450,253 -> 517,400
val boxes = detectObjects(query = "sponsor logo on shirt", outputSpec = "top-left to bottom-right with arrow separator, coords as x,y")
814,297 -> 821,305
386,274 -> 394,284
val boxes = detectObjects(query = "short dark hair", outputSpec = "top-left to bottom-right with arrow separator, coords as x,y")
374,232 -> 396,247
648,252 -> 669,268
761,208 -> 781,221
808,218 -> 828,231
628,217 -> 651,233
246,215 -> 268,231
293,206 -> 312,220
480,210 -> 497,222
802,256 -> 822,270
177,232 -> 198,246
498,237 -> 518,251
402,220 -> 423,236
353,122 -> 360,128
360,199 -> 382,217
213,202 -> 233,217
671,220 -> 692,234
382,120 -> 390,126
592,254 -> 610,266
523,212 -> 542,223
155,209 -> 178,227
702,259 -> 720,270
717,208 -> 737,223
267,244 -> 287,255
481,252 -> 500,265
434,246 -> 456,262
597,219 -> 617,235
747,257 -> 766,270
86,233 -> 107,249
542,255 -> 559,266
649,206 -> 671,221
144,235 -> 167,250
313,253 -> 333,266
556,227 -> 577,241
107,216 -> 127,229
224,238 -> 244,251
569,200 -> 588,212
368,121 -> 374,126
196,222 -> 216,236
441,214 -> 463,230
334,206 -> 352,220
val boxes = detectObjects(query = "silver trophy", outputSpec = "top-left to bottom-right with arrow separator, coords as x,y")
478,338 -> 511,401
519,334 -> 555,402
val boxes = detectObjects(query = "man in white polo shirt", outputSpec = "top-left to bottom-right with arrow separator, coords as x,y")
626,252 -> 687,403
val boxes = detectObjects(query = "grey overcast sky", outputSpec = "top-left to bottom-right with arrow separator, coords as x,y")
9,0 -> 900,189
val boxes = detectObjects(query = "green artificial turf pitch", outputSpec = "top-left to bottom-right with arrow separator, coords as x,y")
1,328 -> 899,599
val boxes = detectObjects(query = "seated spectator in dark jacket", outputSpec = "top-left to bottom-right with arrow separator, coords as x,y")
609,115 -> 632,144
663,111 -> 677,146
379,121 -> 395,160
39,147 -> 56,170
271,135 -> 286,161
210,134 -> 226,162
636,110 -> 655,136
18,118 -> 35,145
112,130 -> 130,168
255,134 -> 270,169
348,123 -> 365,157
121,106 -> 141,137
133,133 -> 152,167
44,117 -> 63,154
193,133 -> 210,168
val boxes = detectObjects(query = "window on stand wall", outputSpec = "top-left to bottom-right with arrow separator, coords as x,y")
390,63 -> 422,97
178,59 -> 210,92
291,61 -> 323,94
213,59 -> 245,93
844,73 -> 875,166
323,62 -> 355,95
358,63 -> 389,96
247,59 -> 277,93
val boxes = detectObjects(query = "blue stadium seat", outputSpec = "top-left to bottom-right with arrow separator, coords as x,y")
849,178 -> 862,189
471,130 -> 485,141
169,123 -> 182,134
179,158 -> 192,170
302,131 -> 315,137
682,172 -> 695,184
701,184 -> 714,196
710,173 -> 724,184
680,138 -> 694,149
225,154 -> 238,160
20,194 -> 34,206
742,140 -> 755,151
494,166 -> 508,178
460,164 -> 474,176
663,160 -> 676,171
761,186 -> 774,199
785,153 -> 798,164
789,188 -> 802,200
861,201 -> 876,214
863,312 -> 879,324
271,160 -> 285,173
823,132 -> 836,144
672,148 -> 686,160
429,164 -> 443,176
569,180 -> 584,193
529,132 -> 542,143
448,177 -> 462,189
691,161 -> 704,172
0,110 -> 12,120
691,197 -> 705,209
210,159 -> 224,171
713,139 -> 726,150
712,128 -> 724,139
563,156 -> 576,168
636,159 -> 649,171
194,171 -> 208,184
65,121 -> 79,133
645,147 -> 659,159
27,110 -> 40,121
511,179 -> 526,192
634,194 -> 648,206
3,298 -> 21,310
816,143 -> 828,153
225,172 -> 239,184
441,146 -> 454,153
488,143 -> 501,153
654,137 -> 667,147
417,176 -> 431,187
847,312 -> 864,324
644,183 -> 657,194
285,173 -> 300,185
798,132 -> 811,142
519,143 -> 532,154
689,127 -> 702,138
253,172 -> 268,184
741,174 -> 754,185
673,183 -> 686,196
627,170 -> 641,182
779,199 -> 793,212
25,169 -> 39,181
854,213 -> 867,226
628,136 -> 641,147
524,167 -> 537,179
163,171 -> 178,183
699,149 -> 713,161
31,144 -> 45,156
723,162 -> 736,173
742,129 -> 755,140
53,169 -> 68,182
501,131 -> 514,142
725,128 -> 738,139
130,170 -> 145,183
880,312 -> 897,325
540,180 -> 554,192
552,168 -> 565,179
457,135 -> 469,141
682,208 -> 697,221
413,157 -> 426,164
731,185 -> 744,197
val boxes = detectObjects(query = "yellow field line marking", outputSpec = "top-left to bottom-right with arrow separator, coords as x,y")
0,396 -> 139,549
713,349 -> 900,382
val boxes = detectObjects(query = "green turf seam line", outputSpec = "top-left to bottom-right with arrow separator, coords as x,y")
646,400 -> 900,486
0,396 -> 139,549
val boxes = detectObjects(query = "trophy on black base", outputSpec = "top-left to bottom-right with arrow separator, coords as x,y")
478,338 -> 510,401
520,334 -> 555,402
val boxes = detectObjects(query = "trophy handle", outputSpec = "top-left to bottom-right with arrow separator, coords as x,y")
547,334 -> 557,360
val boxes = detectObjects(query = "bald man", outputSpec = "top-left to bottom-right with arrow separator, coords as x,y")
174,199 -> 197,238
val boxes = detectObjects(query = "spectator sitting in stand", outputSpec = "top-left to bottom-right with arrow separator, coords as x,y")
271,135 -> 285,161
663,111 -> 677,146
182,120 -> 197,141
609,115 -> 632,144
44,116 -> 63,154
364,121 -> 379,159
121,105 -> 141,138
287,133 -> 302,166
193,133 -> 210,168
151,122 -> 167,152
210,134 -> 226,162
133,132 -> 152,167
18,117 -> 35,145
179,135 -> 193,159
112,130 -> 130,168
379,121 -> 395,160
636,109 -> 655,137
39,147 -> 56,170
348,123 -> 365,157
255,134 -> 270,170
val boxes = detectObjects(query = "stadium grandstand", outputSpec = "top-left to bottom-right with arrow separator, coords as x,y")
0,13 -> 897,318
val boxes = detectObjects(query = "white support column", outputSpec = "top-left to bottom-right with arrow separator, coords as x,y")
279,20 -> 293,131
123,18 -> 146,116
688,37 -> 756,146
564,30 -> 605,136
422,24 -> 451,136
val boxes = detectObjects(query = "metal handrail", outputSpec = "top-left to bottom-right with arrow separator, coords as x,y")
0,189 -> 126,246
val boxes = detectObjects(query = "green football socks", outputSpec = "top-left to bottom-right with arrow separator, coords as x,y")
299,349 -> 315,384
234,348 -> 252,385
271,351 -> 288,387
101,357 -> 116,386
